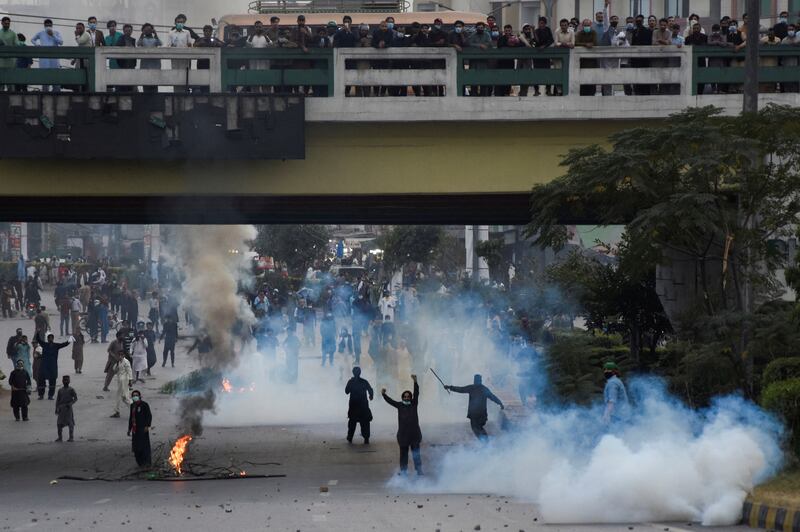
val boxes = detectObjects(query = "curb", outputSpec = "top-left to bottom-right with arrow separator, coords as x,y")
743,500 -> 800,531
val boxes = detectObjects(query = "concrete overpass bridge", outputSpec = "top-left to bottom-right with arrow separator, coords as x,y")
1,45 -> 798,224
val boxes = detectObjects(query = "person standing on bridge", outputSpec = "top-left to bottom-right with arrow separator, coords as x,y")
345,366 -> 374,444
31,19 -> 63,92
382,374 -> 423,476
445,374 -> 504,440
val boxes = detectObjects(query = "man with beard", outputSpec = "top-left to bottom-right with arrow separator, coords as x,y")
345,366 -> 373,444
128,389 -> 152,466
445,374 -> 504,439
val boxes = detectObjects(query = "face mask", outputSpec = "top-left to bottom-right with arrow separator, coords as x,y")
789,30 -> 797,37
434,24 -> 441,30
132,396 -> 140,402
626,23 -> 634,30
455,27 -> 462,33
779,17 -> 787,24
583,26 -> 591,33
491,30 -> 499,37
402,400 -> 411,406
386,22 -> 394,29
89,23 -> 97,30
729,25 -> 736,33
176,23 -> 184,30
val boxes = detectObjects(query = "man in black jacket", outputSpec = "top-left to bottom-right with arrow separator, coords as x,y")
128,389 -> 153,467
35,332 -> 70,400
345,366 -> 373,444
446,374 -> 504,439
630,14 -> 652,94
382,374 -> 422,475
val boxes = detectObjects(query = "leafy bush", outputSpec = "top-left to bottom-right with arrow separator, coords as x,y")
545,332 -> 632,405
761,378 -> 800,458
763,358 -> 800,388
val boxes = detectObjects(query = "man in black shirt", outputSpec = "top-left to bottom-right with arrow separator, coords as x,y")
445,374 -> 504,439
630,15 -> 652,94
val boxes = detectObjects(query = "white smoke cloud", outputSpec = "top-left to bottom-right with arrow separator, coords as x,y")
420,380 -> 784,526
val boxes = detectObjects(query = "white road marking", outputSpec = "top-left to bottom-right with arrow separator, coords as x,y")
327,480 -> 338,486
93,498 -> 111,504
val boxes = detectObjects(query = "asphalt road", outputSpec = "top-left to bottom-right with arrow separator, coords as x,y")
0,288 -> 752,532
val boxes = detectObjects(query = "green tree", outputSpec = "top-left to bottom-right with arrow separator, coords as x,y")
379,226 -> 443,272
527,105 -> 800,394
253,225 -> 330,277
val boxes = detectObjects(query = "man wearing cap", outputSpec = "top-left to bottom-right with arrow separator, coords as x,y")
445,374 -> 504,440
602,361 -> 630,425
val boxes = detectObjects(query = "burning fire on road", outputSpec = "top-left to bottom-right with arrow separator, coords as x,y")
168,435 -> 193,475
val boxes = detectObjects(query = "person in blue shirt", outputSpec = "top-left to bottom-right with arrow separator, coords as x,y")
602,361 -> 630,425
31,19 -> 63,92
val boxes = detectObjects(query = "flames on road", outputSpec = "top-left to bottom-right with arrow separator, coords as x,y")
168,435 -> 193,475
221,377 -> 255,394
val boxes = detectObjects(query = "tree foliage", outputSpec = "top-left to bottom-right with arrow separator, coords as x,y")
379,226 -> 443,271
253,225 -> 330,276
527,105 -> 800,315
543,232 -> 671,368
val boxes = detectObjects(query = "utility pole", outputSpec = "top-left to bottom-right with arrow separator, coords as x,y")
742,0 -> 760,113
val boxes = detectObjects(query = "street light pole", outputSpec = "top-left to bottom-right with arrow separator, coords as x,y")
742,0 -> 760,113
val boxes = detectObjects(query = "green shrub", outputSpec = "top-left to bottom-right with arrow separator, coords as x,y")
545,332 -> 632,404
763,358 -> 800,388
761,378 -> 800,458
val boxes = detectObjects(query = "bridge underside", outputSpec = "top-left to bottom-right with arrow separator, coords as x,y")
3,120 -> 629,224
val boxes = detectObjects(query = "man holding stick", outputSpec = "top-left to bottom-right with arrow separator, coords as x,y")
445,374 -> 504,440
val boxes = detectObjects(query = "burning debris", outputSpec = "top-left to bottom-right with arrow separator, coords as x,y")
169,435 -> 192,475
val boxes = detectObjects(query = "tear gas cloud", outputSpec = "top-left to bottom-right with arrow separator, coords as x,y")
416,379 -> 783,526
169,225 -> 257,436
206,285 -> 521,428
173,233 -> 783,526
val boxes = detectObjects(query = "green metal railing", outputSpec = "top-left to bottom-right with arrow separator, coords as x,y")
2,47 -> 800,98
221,48 -> 334,94
457,48 -> 571,96
691,46 -> 800,94
0,47 -> 95,91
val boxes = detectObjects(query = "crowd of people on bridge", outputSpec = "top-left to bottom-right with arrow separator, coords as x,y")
0,4 -> 797,96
